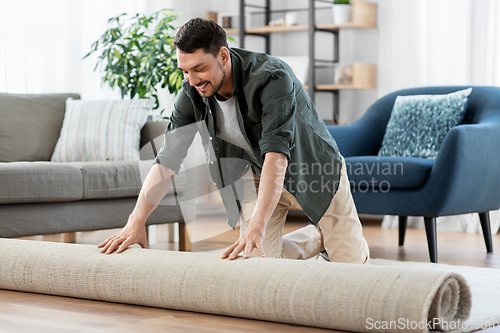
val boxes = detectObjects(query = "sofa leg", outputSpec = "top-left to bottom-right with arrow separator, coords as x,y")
168,224 -> 176,243
62,232 -> 76,243
479,211 -> 493,253
423,217 -> 437,263
398,216 -> 408,246
178,223 -> 192,252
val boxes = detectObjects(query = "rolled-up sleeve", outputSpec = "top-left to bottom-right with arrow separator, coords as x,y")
258,69 -> 296,160
153,89 -> 197,173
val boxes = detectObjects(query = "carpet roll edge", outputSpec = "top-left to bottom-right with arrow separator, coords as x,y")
422,272 -> 471,332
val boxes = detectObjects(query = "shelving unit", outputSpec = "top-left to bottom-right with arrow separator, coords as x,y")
233,0 -> 377,124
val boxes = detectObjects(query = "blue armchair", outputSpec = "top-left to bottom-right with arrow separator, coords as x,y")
327,86 -> 500,262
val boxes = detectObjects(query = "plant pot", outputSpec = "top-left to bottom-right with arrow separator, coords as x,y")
332,4 -> 352,24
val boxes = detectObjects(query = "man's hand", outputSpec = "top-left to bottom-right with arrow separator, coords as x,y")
98,215 -> 149,254
220,222 -> 266,260
220,152 -> 287,261
97,164 -> 175,254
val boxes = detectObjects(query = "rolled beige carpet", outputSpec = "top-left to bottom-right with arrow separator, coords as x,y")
0,239 -> 470,332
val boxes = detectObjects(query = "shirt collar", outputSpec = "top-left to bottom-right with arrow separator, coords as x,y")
229,48 -> 244,98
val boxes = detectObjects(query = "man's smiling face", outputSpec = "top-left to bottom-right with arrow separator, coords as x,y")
177,48 -> 226,98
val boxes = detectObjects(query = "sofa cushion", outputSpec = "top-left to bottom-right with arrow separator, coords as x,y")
378,88 -> 472,159
0,93 -> 80,162
68,160 -> 187,200
0,162 -> 83,204
345,156 -> 434,190
68,160 -> 144,199
51,98 -> 152,162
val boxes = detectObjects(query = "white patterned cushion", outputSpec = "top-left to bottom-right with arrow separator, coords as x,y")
51,98 -> 152,162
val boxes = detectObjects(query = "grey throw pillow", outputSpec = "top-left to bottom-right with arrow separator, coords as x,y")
378,88 -> 472,159
0,93 -> 80,162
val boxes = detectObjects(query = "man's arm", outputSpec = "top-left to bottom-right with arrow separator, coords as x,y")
98,163 -> 175,254
98,86 -> 197,254
220,152 -> 288,260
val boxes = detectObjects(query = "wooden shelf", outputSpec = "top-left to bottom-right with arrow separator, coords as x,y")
307,63 -> 377,91
224,0 -> 377,35
225,29 -> 239,35
315,84 -> 375,90
231,21 -> 374,35
246,25 -> 308,34
315,22 -> 374,31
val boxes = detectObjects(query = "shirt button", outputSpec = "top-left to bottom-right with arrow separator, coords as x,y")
210,136 -> 213,140
210,161 -> 214,165
213,182 -> 217,186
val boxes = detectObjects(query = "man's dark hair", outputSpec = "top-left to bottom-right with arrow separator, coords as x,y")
174,18 -> 229,56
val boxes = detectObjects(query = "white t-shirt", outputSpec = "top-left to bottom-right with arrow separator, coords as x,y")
214,96 -> 258,164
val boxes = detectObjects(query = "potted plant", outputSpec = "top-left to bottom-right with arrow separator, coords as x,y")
332,0 -> 352,25
84,9 -> 183,118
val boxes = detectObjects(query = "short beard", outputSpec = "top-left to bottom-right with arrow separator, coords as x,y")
198,62 -> 225,98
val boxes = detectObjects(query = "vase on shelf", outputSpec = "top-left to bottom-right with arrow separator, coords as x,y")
332,4 -> 352,24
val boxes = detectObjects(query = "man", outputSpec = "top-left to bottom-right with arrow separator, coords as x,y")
98,18 -> 370,264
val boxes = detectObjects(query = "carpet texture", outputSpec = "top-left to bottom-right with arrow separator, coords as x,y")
0,239 -> 471,332
371,259 -> 500,332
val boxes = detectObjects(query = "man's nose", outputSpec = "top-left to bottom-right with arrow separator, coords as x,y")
189,76 -> 200,87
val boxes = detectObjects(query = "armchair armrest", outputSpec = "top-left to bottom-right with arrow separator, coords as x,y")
326,119 -> 386,157
421,119 -> 500,214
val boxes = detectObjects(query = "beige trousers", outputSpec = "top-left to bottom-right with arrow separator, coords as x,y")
239,157 -> 370,264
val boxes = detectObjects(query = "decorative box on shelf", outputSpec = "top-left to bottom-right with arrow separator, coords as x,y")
318,62 -> 377,90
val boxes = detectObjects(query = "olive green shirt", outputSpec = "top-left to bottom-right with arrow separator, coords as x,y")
154,47 -> 342,228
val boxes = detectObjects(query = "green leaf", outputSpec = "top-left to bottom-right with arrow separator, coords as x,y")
82,51 -> 93,59
119,74 -> 128,84
152,94 -> 160,110
161,75 -> 168,89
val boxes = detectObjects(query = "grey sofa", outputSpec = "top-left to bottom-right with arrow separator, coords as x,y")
0,93 -> 193,250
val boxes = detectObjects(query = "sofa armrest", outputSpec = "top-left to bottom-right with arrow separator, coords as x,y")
140,121 -> 169,152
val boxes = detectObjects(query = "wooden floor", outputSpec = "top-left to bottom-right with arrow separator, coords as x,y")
4,213 -> 500,333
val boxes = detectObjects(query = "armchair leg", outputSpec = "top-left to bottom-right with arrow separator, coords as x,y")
398,216 -> 408,246
424,217 -> 438,263
478,212 -> 493,253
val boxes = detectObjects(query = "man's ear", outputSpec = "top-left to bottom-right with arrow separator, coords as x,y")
219,47 -> 230,65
